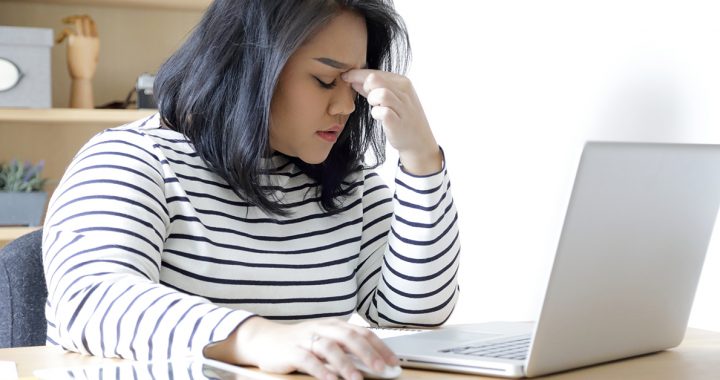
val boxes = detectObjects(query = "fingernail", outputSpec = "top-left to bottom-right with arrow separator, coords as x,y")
351,372 -> 363,380
341,73 -> 348,81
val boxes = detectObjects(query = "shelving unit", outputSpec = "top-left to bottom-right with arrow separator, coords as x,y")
0,1 -> 205,108
0,108 -> 156,125
0,108 -> 156,244
0,0 -> 204,245
0,108 -> 156,195
0,0 -> 210,11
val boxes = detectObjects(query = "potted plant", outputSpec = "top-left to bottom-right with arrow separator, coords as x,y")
0,159 -> 48,227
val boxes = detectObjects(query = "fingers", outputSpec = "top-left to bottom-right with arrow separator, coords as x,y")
367,87 -> 402,109
310,336 -> 359,380
336,327 -> 399,373
368,89 -> 402,128
342,69 -> 382,98
289,349 -> 339,380
370,106 -> 400,127
62,15 -> 84,35
245,318 -> 400,380
346,326 -> 399,367
342,69 -> 408,98
89,17 -> 98,37
75,16 -> 84,35
361,329 -> 399,366
83,16 -> 91,36
313,322 -> 399,377
342,69 -> 409,127
61,15 -> 97,37
342,69 -> 377,96
349,81 -> 367,98
55,28 -> 73,44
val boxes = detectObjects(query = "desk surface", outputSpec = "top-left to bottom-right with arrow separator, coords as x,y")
1,328 -> 718,379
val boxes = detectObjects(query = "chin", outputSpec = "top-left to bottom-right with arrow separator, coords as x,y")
300,156 -> 329,165
299,151 -> 331,165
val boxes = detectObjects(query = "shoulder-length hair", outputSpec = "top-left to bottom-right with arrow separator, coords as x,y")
154,0 -> 410,215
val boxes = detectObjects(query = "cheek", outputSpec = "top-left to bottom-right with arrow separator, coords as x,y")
270,90 -> 324,150
271,71 -> 330,137
281,91 -> 327,127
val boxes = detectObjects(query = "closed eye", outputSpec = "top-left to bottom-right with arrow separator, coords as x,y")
314,76 -> 337,89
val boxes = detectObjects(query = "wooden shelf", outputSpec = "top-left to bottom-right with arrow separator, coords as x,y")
0,2 -> 199,233
0,108 -> 156,126
0,0 -> 210,11
0,108 -> 159,199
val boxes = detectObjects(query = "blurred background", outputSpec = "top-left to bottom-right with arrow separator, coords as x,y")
382,0 -> 720,332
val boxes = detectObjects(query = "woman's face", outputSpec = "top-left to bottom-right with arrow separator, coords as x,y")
269,10 -> 368,164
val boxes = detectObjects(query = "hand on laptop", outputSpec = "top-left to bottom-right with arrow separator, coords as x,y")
203,316 -> 400,380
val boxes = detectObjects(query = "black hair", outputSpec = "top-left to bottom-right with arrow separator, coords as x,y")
154,0 -> 410,215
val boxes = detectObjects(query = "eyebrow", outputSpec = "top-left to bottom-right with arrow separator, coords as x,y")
314,57 -> 367,70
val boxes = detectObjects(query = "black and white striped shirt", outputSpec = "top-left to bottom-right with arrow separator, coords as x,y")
43,114 -> 460,361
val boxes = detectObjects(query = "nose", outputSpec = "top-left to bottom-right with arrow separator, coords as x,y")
328,81 -> 356,116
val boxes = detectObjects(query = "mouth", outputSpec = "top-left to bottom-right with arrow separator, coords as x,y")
316,125 -> 342,143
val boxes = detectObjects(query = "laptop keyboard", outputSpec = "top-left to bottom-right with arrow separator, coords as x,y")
439,336 -> 531,361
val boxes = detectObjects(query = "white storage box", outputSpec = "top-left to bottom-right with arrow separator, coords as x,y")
0,26 -> 53,108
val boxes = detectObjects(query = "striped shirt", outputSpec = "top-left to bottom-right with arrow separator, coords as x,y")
42,114 -> 460,361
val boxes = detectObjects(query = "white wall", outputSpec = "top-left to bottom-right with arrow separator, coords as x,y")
384,0 -> 720,331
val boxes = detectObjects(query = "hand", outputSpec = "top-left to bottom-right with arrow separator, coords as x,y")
56,14 -> 99,108
204,317 -> 399,380
57,15 -> 99,80
342,69 -> 442,175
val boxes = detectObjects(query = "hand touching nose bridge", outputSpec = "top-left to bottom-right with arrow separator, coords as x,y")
342,69 -> 442,175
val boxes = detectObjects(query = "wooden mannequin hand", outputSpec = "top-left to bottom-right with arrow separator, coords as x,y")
57,15 -> 99,108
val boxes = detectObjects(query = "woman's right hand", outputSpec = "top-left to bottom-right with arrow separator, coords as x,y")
203,316 -> 399,380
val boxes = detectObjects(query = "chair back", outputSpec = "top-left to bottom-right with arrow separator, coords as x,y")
0,229 -> 46,348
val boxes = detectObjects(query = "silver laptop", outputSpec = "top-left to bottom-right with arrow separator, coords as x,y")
384,142 -> 720,378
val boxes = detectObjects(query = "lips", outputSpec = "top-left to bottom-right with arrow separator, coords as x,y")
316,125 -> 342,143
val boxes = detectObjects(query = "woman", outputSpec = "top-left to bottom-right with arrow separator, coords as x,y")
43,1 -> 460,379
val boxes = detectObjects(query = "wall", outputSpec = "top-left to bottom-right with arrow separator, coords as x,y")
388,0 -> 720,331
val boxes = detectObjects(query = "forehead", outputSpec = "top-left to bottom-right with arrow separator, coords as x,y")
293,10 -> 368,68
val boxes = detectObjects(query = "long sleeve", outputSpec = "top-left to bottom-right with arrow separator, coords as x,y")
42,126 -> 252,360
355,157 -> 460,327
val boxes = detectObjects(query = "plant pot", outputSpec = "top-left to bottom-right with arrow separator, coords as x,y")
0,191 -> 47,227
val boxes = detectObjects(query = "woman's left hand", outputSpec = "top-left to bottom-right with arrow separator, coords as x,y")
342,69 -> 442,175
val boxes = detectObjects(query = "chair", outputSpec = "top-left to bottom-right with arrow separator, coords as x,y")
0,229 -> 46,348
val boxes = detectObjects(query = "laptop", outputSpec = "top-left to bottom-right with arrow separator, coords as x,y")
384,141 -> 720,378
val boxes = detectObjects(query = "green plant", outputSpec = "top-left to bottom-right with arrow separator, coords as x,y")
0,159 -> 47,192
